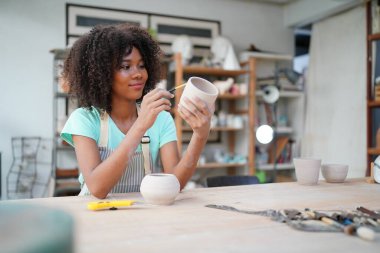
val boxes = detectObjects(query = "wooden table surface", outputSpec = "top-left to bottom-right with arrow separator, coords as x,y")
3,178 -> 380,252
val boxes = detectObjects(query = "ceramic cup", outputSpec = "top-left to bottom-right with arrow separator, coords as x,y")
321,164 -> 349,183
293,158 -> 321,185
179,76 -> 219,110
140,173 -> 180,205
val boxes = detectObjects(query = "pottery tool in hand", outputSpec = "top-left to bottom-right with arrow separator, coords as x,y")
87,199 -> 141,211
168,83 -> 186,95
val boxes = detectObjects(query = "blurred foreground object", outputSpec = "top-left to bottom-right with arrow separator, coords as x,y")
0,203 -> 74,253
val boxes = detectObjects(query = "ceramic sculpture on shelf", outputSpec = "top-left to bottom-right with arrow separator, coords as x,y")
213,78 -> 234,95
210,36 -> 240,70
171,35 -> 193,65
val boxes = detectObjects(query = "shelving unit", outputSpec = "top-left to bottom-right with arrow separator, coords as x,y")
50,49 -> 80,196
240,51 -> 304,182
366,1 -> 380,176
172,53 -> 256,175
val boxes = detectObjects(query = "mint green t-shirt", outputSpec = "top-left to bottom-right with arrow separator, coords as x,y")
61,107 -> 177,166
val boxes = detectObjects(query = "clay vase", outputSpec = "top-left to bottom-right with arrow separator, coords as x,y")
140,173 -> 180,205
293,158 -> 321,185
179,76 -> 219,110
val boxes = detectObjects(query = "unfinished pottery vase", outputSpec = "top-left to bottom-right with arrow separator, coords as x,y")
140,173 -> 180,205
179,76 -> 219,110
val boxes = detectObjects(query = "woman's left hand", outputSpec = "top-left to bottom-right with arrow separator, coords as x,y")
178,97 -> 214,139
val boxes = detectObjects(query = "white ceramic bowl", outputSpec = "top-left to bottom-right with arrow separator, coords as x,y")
140,173 -> 180,205
321,164 -> 349,183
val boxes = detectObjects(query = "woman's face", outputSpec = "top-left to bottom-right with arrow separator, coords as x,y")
113,47 -> 148,101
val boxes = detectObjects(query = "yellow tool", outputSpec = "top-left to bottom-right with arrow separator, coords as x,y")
87,200 -> 137,211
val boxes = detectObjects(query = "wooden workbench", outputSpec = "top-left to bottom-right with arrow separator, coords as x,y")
2,178 -> 380,252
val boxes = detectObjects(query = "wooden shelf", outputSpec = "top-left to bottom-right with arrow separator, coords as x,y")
257,163 -> 294,171
173,52 -> 256,175
50,48 -> 69,59
55,178 -> 80,188
254,127 -> 293,134
368,100 -> 380,107
275,127 -> 293,134
368,147 -> 380,155
56,92 -> 69,98
368,33 -> 380,41
182,126 -> 243,132
56,168 -> 79,178
240,51 -> 293,61
196,162 -> 247,169
256,90 -> 303,98
56,145 -> 74,151
182,66 -> 249,76
218,94 -> 247,100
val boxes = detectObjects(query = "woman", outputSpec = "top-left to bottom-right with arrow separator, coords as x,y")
61,24 -> 213,199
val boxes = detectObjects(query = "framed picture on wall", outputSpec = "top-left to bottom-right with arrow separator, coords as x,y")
66,4 -> 221,57
66,4 -> 148,46
150,15 -> 221,56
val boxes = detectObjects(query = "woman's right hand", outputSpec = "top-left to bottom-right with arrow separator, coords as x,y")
136,88 -> 173,130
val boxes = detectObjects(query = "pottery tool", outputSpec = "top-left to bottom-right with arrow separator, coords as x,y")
356,226 -> 376,241
205,205 -> 379,241
87,199 -> 138,211
168,83 -> 186,94
306,210 -> 376,240
357,206 -> 380,219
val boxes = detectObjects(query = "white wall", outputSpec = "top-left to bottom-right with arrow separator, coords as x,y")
0,0 -> 293,198
302,6 -> 366,178
284,0 -> 361,27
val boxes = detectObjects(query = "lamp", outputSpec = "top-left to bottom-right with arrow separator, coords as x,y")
256,85 -> 279,144
262,85 -> 280,104
256,125 -> 274,144
256,85 -> 280,183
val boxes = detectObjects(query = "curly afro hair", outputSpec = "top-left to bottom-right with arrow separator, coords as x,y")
63,23 -> 162,113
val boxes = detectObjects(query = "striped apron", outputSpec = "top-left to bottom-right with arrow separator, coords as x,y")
79,108 -> 154,196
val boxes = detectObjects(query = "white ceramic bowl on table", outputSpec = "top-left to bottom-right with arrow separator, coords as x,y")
140,173 -> 180,205
321,164 -> 349,183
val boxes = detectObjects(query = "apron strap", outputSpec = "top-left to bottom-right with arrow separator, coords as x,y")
99,106 -> 152,175
99,111 -> 109,148
136,104 -> 152,175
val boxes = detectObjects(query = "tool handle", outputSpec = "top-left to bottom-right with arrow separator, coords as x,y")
87,200 -> 136,211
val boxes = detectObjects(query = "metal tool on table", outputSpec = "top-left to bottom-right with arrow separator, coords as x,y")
205,204 -> 379,241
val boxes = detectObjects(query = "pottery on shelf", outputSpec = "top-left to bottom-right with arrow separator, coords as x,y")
213,78 -> 234,95
140,173 -> 180,205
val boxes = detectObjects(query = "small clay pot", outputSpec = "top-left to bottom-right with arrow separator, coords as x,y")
293,158 -> 321,185
179,76 -> 219,110
140,173 -> 180,205
321,164 -> 348,183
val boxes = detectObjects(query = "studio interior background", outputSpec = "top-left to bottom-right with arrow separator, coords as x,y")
0,0 -> 367,199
